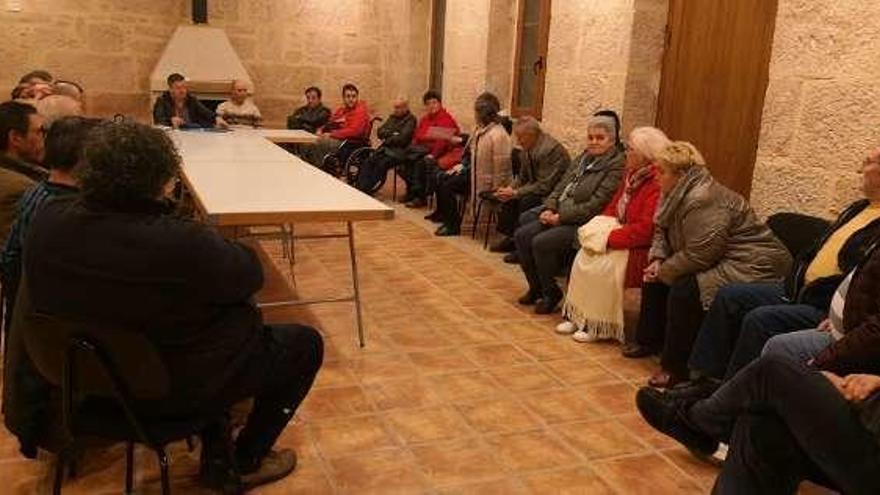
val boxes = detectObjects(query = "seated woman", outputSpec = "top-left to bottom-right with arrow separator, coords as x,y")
432,92 -> 511,236
635,241 -> 880,494
555,126 -> 669,343
514,114 -> 625,314
629,141 -> 792,388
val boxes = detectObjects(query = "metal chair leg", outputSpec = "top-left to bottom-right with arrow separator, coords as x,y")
125,442 -> 134,494
472,200 -> 483,239
392,166 -> 398,201
483,208 -> 495,249
53,448 -> 66,495
156,448 -> 171,495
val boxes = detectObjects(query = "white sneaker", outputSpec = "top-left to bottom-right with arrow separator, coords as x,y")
555,321 -> 576,334
572,330 -> 598,343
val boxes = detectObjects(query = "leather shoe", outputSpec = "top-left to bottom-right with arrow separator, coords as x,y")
406,197 -> 427,208
664,377 -> 721,402
517,290 -> 541,305
635,387 -> 718,456
489,236 -> 515,252
503,252 -> 520,264
534,293 -> 562,314
424,210 -> 442,222
621,343 -> 656,359
434,224 -> 460,236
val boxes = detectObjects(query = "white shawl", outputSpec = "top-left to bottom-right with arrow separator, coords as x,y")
562,215 -> 629,342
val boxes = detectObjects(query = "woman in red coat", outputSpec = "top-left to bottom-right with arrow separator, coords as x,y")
556,126 -> 668,343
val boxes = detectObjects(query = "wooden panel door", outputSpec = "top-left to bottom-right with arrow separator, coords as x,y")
656,0 -> 779,198
511,0 -> 551,119
429,0 -> 447,93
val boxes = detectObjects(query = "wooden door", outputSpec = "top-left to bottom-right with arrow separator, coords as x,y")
429,0 -> 447,93
511,0 -> 551,119
656,0 -> 779,198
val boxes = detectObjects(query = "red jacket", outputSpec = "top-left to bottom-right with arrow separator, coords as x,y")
413,107 -> 460,158
601,166 -> 661,288
326,100 -> 370,140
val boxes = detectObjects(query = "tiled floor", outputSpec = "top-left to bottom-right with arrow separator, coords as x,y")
0,198 -> 830,494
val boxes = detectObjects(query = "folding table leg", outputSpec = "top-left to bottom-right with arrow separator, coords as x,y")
346,222 -> 366,347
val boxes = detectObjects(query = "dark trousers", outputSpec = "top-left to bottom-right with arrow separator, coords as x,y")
689,354 -> 880,495
513,207 -> 577,299
436,172 -> 469,229
634,277 -> 705,378
496,193 -> 543,237
355,151 -> 395,193
400,147 -> 431,199
203,324 -> 323,467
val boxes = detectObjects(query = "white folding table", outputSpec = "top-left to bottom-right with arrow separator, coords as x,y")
170,128 -> 393,346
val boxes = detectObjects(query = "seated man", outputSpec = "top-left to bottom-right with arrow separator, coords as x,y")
304,83 -> 370,169
401,90 -> 460,207
635,238 -> 880,494
1,116 -> 100,328
0,101 -> 48,244
355,96 -> 416,194
492,116 -> 570,255
668,147 -> 880,398
215,79 -> 262,128
20,122 -> 322,490
152,73 -> 227,129
14,70 -> 54,100
287,86 -> 331,133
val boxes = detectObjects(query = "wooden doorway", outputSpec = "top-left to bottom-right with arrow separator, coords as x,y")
429,0 -> 447,93
511,0 -> 551,119
656,0 -> 779,198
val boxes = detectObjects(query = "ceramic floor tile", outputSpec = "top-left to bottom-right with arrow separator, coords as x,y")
363,377 -> 444,411
299,385 -> 374,419
485,363 -> 565,392
460,343 -> 534,367
581,382 -> 640,416
327,449 -> 430,494
542,358 -> 622,386
520,466 -> 617,494
410,438 -> 506,486
553,418 -> 649,459
385,407 -> 473,444
522,389 -> 603,423
591,453 -> 703,494
311,415 -> 397,457
483,430 -> 582,472
457,398 -> 543,435
408,348 -> 479,375
428,371 -> 503,402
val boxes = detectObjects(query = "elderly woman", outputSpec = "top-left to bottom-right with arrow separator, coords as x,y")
514,114 -> 625,314
555,127 -> 669,342
628,141 -> 792,388
433,92 -> 511,236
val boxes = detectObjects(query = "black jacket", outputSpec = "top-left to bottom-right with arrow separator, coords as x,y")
377,112 -> 416,160
785,199 -> 880,308
23,196 -> 266,410
287,104 -> 331,133
152,92 -> 216,128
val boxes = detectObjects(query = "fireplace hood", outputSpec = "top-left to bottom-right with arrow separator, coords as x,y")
149,25 -> 252,98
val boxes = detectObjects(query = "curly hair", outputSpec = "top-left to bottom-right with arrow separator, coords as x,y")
79,121 -> 181,209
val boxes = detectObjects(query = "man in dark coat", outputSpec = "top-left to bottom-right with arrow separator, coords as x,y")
10,121 -> 322,491
355,97 -> 416,194
286,86 -> 331,133
152,73 -> 225,129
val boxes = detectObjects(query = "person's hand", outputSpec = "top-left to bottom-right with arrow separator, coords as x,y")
170,116 -> 184,129
539,210 -> 560,226
817,319 -> 833,333
842,374 -> 880,402
426,154 -> 435,161
316,129 -> 324,137
447,163 -> 463,175
216,117 -> 230,129
450,135 -> 463,144
494,186 -> 516,202
822,371 -> 847,396
538,209 -> 554,224
643,260 -> 662,282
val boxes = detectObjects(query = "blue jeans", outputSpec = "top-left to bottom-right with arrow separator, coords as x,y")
762,329 -> 833,365
687,282 -> 824,380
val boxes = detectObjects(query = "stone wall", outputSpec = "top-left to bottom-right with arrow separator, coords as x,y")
541,0 -> 667,152
751,0 -> 880,218
0,0 -> 431,127
440,0 -> 490,129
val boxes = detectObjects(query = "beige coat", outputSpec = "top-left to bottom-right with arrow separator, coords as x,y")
650,169 -> 792,308
469,121 -> 512,204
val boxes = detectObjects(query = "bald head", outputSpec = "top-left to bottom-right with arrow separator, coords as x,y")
36,95 -> 83,125
392,97 -> 409,117
230,79 -> 250,104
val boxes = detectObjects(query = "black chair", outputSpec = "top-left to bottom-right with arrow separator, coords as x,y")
766,212 -> 831,258
23,311 -> 213,495
472,191 -> 500,249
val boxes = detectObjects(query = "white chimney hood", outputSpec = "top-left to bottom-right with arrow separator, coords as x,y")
150,25 -> 252,97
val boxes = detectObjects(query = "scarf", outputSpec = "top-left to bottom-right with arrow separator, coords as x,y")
654,165 -> 711,228
616,165 -> 655,223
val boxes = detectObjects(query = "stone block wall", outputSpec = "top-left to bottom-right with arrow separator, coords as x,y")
1,0 -> 431,127
751,0 -> 880,218
541,0 -> 666,152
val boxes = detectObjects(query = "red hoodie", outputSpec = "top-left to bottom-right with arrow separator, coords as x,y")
413,107 -> 460,157
326,100 -> 370,140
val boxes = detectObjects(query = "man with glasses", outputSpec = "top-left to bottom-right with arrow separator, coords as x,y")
0,101 -> 48,244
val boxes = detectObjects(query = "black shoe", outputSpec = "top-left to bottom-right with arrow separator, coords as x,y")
489,236 -> 515,253
517,290 -> 541,305
503,252 -> 520,264
665,377 -> 722,402
239,449 -> 298,491
424,210 -> 443,222
406,197 -> 427,208
621,343 -> 657,359
435,224 -> 460,236
635,387 -> 718,456
534,292 -> 562,314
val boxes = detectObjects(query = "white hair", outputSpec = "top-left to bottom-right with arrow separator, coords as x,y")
586,115 -> 617,138
628,126 -> 671,161
514,116 -> 542,134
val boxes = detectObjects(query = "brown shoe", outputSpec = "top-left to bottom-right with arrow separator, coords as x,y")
240,449 -> 297,491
